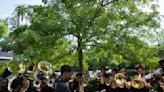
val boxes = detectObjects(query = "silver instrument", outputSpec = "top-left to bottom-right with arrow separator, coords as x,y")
46,78 -> 55,88
33,80 -> 42,91
145,68 -> 161,80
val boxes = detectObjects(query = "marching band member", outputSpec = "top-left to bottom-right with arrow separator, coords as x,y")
156,59 -> 164,92
54,65 -> 73,92
97,67 -> 108,92
109,69 -> 118,92
113,66 -> 131,92
131,65 -> 151,92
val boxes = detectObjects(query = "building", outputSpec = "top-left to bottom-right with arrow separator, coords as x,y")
0,48 -> 13,61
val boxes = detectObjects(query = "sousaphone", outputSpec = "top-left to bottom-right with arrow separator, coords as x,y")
38,61 -> 52,75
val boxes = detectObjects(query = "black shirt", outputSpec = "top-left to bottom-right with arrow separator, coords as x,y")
54,77 -> 71,92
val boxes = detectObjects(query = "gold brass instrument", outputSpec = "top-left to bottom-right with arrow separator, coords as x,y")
26,63 -> 36,73
131,68 -> 162,89
19,78 -> 30,92
8,73 -> 30,92
131,79 -> 145,89
78,77 -> 85,92
7,62 -> 25,74
38,61 -> 52,74
7,62 -> 26,92
131,74 -> 145,89
8,76 -> 16,92
114,73 -> 125,88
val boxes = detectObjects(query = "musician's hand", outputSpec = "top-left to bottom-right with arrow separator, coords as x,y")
144,81 -> 152,89
124,81 -> 131,89
100,89 -> 106,92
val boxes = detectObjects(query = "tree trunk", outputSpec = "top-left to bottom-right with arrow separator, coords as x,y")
77,37 -> 83,73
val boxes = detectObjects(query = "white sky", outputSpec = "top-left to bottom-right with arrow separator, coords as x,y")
158,0 -> 164,14
0,0 -> 163,18
0,0 -> 163,30
0,0 -> 42,19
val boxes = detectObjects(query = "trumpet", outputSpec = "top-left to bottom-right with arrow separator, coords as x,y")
114,73 -> 125,88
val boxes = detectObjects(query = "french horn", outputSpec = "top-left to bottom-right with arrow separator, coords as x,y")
114,73 -> 125,88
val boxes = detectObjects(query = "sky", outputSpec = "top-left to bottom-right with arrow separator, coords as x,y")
0,0 -> 164,19
0,0 -> 42,19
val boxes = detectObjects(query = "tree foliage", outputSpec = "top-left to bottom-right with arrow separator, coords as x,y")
4,0 -> 162,71
0,20 -> 8,47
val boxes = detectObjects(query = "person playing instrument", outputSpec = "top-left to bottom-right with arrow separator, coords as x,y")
156,59 -> 164,92
97,67 -> 108,92
0,67 -> 12,92
34,71 -> 53,92
113,66 -> 131,92
22,71 -> 35,92
73,72 -> 86,92
54,65 -> 73,92
109,68 -> 118,92
131,65 -> 151,92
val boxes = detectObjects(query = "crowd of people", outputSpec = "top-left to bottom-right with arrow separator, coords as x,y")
0,59 -> 164,92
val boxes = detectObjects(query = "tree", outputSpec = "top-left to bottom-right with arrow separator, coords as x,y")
8,0 -> 161,72
0,20 -> 8,47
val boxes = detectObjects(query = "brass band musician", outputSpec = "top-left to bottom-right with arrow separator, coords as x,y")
110,66 -> 131,92
97,67 -> 108,92
156,59 -> 164,92
131,65 -> 151,92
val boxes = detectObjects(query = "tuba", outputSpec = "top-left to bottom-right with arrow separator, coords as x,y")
8,75 -> 17,92
7,62 -> 26,92
8,73 -> 30,92
114,73 -> 125,88
7,62 -> 25,74
19,78 -> 30,92
131,74 -> 145,89
26,63 -> 36,73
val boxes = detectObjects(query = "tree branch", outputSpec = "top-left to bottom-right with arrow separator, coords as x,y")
100,0 -> 118,7
57,47 -> 77,59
